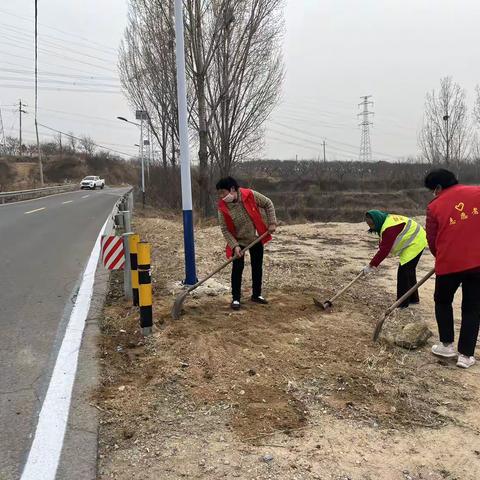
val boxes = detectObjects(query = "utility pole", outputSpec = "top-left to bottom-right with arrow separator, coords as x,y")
148,127 -> 152,180
358,95 -> 374,162
443,113 -> 450,165
0,107 -> 6,154
19,100 -> 27,156
34,0 -> 44,185
174,0 -> 197,285
135,110 -> 148,208
322,141 -> 326,162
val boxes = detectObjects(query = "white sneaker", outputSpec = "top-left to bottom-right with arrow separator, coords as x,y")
431,343 -> 457,358
457,354 -> 476,369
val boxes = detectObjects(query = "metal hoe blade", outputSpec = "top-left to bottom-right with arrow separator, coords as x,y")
372,314 -> 387,342
313,297 -> 333,310
171,289 -> 190,320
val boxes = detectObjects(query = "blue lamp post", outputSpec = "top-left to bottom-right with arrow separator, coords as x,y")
174,0 -> 197,285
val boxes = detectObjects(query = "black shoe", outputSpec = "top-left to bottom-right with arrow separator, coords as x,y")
231,300 -> 241,310
251,295 -> 268,305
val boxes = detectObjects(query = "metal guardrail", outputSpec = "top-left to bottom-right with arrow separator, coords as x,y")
0,184 -> 78,204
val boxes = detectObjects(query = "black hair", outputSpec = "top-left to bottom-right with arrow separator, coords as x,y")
424,169 -> 458,191
216,176 -> 239,191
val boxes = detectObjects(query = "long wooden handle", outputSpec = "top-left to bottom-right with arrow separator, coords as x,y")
187,231 -> 270,293
328,270 -> 365,303
385,267 -> 435,315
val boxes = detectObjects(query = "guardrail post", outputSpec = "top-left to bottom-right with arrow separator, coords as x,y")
121,210 -> 132,233
128,191 -> 134,214
129,234 -> 140,307
114,214 -> 125,234
138,242 -> 153,336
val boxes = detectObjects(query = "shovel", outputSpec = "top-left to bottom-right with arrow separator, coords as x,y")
171,231 -> 270,320
313,270 -> 365,310
372,267 -> 435,342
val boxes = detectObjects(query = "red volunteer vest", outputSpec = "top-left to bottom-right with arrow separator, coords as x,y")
218,188 -> 272,258
428,184 -> 480,275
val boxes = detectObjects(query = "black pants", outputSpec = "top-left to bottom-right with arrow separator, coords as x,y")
397,250 -> 423,308
434,270 -> 480,357
231,242 -> 264,301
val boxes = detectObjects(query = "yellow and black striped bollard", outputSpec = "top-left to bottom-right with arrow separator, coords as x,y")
129,234 -> 140,307
137,242 -> 153,335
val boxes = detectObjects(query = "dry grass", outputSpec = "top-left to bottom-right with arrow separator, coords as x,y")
96,212 -> 480,480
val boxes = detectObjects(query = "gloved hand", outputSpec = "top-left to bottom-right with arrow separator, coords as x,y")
363,265 -> 376,275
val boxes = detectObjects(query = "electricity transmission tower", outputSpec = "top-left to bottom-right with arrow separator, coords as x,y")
358,95 -> 374,162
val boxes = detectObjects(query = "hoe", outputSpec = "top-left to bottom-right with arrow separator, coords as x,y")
373,267 -> 435,341
313,270 -> 365,311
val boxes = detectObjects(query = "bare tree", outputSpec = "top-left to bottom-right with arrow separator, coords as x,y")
120,0 -> 285,216
68,131 -> 77,153
119,0 -> 179,169
205,0 -> 284,176
79,136 -> 96,157
5,136 -> 19,156
419,77 -> 470,166
474,85 -> 480,125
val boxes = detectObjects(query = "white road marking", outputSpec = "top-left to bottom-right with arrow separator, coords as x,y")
82,195 -> 90,198
0,190 -> 79,207
62,200 -> 73,204
20,217 -> 109,480
24,207 -> 45,215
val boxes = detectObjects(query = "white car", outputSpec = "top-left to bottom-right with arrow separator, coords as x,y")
80,176 -> 105,190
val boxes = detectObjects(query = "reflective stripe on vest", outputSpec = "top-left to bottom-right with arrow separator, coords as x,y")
380,214 -> 427,265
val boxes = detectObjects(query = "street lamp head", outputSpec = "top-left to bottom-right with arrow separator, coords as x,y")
117,116 -> 128,122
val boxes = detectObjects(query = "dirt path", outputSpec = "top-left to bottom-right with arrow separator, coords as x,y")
96,213 -> 480,480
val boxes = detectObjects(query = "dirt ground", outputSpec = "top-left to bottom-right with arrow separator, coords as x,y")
96,210 -> 480,480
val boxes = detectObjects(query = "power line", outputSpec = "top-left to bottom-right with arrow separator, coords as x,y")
37,123 -> 136,158
0,8 -> 118,54
0,57 -> 113,78
0,76 -> 120,88
0,39 -> 118,73
0,84 -> 121,94
0,67 -> 117,81
0,27 -> 117,65
269,119 -> 398,159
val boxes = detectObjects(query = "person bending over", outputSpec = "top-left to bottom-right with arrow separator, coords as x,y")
364,210 -> 427,308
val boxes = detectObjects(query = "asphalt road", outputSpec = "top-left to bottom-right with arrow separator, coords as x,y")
0,187 -> 128,479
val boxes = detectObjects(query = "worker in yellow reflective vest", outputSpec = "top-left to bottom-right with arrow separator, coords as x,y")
364,210 -> 428,308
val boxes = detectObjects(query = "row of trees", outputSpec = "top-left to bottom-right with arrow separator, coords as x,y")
119,0 -> 285,215
1,133 -> 98,158
419,76 -> 480,166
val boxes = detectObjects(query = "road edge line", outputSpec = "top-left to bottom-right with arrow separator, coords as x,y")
20,216 -> 110,480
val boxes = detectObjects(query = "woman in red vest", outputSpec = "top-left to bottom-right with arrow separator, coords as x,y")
216,177 -> 277,310
425,169 -> 480,369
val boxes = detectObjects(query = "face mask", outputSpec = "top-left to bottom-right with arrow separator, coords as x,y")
223,193 -> 235,203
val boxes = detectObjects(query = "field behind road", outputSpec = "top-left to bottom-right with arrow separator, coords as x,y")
96,211 -> 480,480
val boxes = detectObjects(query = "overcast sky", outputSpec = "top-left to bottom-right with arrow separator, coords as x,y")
1,0 -> 479,162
